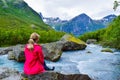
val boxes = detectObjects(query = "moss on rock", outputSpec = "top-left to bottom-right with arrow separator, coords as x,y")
101,48 -> 113,53
67,35 -> 86,45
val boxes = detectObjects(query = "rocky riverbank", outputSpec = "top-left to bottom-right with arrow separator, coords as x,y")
0,34 -> 92,80
0,67 -> 91,80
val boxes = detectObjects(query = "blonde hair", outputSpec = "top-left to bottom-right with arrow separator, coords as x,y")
27,32 -> 40,50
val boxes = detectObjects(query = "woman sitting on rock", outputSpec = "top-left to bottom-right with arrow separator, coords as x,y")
24,32 -> 54,75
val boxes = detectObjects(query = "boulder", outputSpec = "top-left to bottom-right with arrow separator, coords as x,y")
0,47 -> 13,55
7,51 -> 15,60
101,48 -> 113,53
42,34 -> 86,61
12,44 -> 25,62
86,51 -> 92,54
60,34 -> 87,51
86,39 -> 97,44
42,41 -> 63,62
0,67 -> 21,80
7,43 -> 62,62
21,71 -> 91,80
8,44 -> 25,62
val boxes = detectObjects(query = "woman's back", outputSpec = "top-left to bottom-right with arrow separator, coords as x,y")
24,44 -> 45,75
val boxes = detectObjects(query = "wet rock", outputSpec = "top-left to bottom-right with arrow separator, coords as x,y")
101,48 -> 113,53
86,51 -> 92,53
21,71 -> 91,80
86,39 -> 97,44
0,47 -> 13,55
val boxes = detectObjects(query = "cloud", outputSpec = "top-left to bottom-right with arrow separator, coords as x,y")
24,0 -> 119,20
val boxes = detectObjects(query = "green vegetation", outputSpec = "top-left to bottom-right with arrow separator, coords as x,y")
79,15 -> 120,49
0,0 -> 65,46
0,0 -> 51,30
0,29 -> 65,46
79,29 -> 106,42
102,16 -> 120,49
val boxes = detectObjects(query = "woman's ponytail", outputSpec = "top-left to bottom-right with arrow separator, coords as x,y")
27,32 -> 40,50
27,38 -> 34,50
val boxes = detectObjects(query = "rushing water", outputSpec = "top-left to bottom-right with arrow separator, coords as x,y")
0,44 -> 120,80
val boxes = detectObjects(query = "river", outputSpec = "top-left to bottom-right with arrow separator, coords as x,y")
0,44 -> 120,80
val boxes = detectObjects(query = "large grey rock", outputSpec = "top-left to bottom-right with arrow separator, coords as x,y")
0,67 -> 91,80
42,41 -> 63,62
0,47 -> 13,55
12,44 -> 25,62
8,44 -> 25,62
0,67 -> 21,80
21,71 -> 91,80
7,43 -> 62,62
41,34 -> 86,61
60,34 -> 87,51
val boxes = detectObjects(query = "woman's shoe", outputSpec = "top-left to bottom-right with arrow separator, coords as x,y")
51,66 -> 55,71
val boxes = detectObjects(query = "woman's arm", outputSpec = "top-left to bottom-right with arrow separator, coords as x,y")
38,46 -> 44,65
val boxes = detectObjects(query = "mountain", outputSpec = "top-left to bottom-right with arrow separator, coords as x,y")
100,14 -> 117,25
39,13 -> 68,30
60,13 -> 96,36
102,14 -> 117,21
60,13 -> 116,36
0,0 -> 51,30
44,18 -> 68,31
42,13 -> 116,36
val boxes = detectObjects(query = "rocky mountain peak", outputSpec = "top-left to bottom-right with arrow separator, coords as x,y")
101,14 -> 117,24
70,13 -> 92,23
103,14 -> 117,19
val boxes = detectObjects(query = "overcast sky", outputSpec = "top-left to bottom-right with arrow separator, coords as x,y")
24,0 -> 120,20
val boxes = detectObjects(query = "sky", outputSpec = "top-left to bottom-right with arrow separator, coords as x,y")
24,0 -> 120,20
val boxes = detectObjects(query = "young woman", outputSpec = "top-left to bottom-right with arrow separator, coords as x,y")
24,32 -> 54,75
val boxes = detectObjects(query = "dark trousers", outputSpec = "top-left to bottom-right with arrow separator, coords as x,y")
43,61 -> 51,70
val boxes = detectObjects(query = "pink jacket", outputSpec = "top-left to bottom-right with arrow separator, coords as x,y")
24,44 -> 45,75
